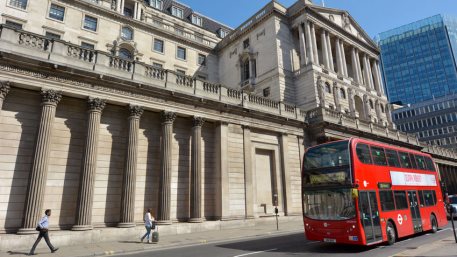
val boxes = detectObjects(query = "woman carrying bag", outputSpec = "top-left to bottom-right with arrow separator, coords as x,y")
140,209 -> 154,243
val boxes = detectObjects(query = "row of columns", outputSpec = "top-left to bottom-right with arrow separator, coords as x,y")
3,87 -> 206,234
297,20 -> 385,97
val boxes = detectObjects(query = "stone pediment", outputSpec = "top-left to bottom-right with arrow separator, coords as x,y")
309,6 -> 378,49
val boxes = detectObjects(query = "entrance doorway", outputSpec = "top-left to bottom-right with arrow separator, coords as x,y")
359,191 -> 383,244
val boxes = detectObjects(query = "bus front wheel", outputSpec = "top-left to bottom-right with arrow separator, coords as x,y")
431,215 -> 438,233
386,221 -> 396,245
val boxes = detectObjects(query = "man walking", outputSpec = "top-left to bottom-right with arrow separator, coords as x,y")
28,209 -> 59,255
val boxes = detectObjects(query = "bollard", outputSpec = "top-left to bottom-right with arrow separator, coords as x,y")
451,206 -> 457,243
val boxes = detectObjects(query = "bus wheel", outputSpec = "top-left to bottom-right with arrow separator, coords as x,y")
386,221 -> 396,245
431,215 -> 438,233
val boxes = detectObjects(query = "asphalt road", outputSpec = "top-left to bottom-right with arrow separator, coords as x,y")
122,225 -> 454,257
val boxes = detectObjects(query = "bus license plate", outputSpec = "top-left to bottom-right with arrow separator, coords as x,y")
324,238 -> 336,243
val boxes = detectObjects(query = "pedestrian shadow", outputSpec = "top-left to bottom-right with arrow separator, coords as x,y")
6,250 -> 29,255
118,240 -> 143,244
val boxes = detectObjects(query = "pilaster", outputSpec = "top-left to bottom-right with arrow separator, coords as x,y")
215,122 -> 230,220
279,134 -> 292,215
243,126 -> 254,219
18,89 -> 62,234
310,23 -> 319,65
298,23 -> 308,66
72,98 -> 106,231
321,30 -> 329,69
118,105 -> 144,228
304,21 -> 314,64
189,117 -> 204,223
326,32 -> 334,72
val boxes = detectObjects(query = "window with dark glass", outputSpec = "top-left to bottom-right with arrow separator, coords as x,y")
356,144 -> 372,164
243,38 -> 250,49
83,15 -> 98,31
379,190 -> 395,211
252,59 -> 257,78
414,155 -> 427,170
371,146 -> 387,166
123,7 -> 133,17
171,6 -> 184,19
386,149 -> 401,168
152,62 -> 163,68
153,39 -> 164,53
421,190 -> 436,206
394,191 -> 408,210
399,151 -> 412,168
242,59 -> 250,82
409,153 -> 418,169
198,54 -> 206,66
5,20 -> 22,29
192,15 -> 202,26
425,157 -> 436,171
45,32 -> 61,40
49,4 -> 65,21
150,0 -> 163,10
119,48 -> 133,60
263,87 -> 270,97
121,27 -> 133,40
177,46 -> 186,60
176,69 -> 186,75
9,0 -> 28,10
81,42 -> 95,49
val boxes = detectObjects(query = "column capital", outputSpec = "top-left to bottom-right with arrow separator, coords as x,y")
192,116 -> 205,127
128,104 -> 144,118
161,111 -> 177,124
41,89 -> 62,106
0,81 -> 10,99
88,97 -> 106,112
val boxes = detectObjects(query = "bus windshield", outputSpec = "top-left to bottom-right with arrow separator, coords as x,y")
303,189 -> 356,220
303,141 -> 351,185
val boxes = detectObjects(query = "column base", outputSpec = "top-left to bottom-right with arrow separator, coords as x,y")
156,220 -> 172,225
117,222 -> 136,228
17,228 -> 39,235
71,225 -> 93,231
188,218 -> 203,223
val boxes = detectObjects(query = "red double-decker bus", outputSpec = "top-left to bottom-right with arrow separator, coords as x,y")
302,138 -> 447,245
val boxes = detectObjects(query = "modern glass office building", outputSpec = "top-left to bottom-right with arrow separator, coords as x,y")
378,14 -> 457,105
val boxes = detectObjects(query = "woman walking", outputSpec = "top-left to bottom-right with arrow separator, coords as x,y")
141,209 -> 154,243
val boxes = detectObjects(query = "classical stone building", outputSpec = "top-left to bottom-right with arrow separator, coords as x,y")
0,0 -> 457,249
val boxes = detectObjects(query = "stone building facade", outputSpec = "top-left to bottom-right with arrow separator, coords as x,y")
0,0 -> 457,249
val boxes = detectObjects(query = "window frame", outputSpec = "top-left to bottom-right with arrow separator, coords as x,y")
197,53 -> 206,66
398,151 -> 412,169
121,26 -> 134,41
355,143 -> 372,164
48,3 -> 66,22
171,6 -> 184,19
176,46 -> 187,61
379,190 -> 396,211
5,20 -> 23,30
385,149 -> 401,168
393,191 -> 408,210
153,38 -> 164,54
83,14 -> 98,32
150,0 -> 163,10
7,0 -> 28,11
191,14 -> 203,27
370,146 -> 388,166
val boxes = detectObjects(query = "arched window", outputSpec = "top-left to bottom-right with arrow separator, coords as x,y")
242,59 -> 250,82
339,88 -> 346,99
369,99 -> 374,109
121,27 -> 133,40
119,48 -> 133,60
325,82 -> 332,93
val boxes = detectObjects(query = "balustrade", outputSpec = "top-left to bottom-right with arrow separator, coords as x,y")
68,45 -> 96,63
18,32 -> 52,52
110,56 -> 133,72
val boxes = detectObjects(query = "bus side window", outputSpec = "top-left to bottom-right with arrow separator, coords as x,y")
424,157 -> 436,172
409,153 -> 418,169
394,191 -> 408,210
414,155 -> 427,170
371,146 -> 387,166
431,191 -> 437,206
418,190 -> 424,207
385,149 -> 401,168
398,152 -> 412,169
423,190 -> 435,206
356,144 -> 372,164
379,190 -> 395,211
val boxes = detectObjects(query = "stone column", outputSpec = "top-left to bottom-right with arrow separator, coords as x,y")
364,55 -> 374,91
335,38 -> 344,76
321,29 -> 329,69
304,21 -> 315,64
18,89 -> 62,234
326,32 -> 334,72
157,111 -> 176,225
120,0 -> 125,15
356,50 -> 364,86
298,23 -> 307,66
375,61 -> 385,95
134,1 -> 139,19
0,81 -> 10,112
118,105 -> 144,228
340,40 -> 348,77
351,48 -> 360,83
310,23 -> 319,65
372,60 -> 382,96
72,98 -> 106,231
215,122 -> 229,220
190,116 -> 204,223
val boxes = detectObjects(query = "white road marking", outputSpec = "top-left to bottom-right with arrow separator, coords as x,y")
233,248 -> 278,257
437,228 -> 451,233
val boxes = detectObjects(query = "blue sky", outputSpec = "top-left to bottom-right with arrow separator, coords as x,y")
177,0 -> 457,37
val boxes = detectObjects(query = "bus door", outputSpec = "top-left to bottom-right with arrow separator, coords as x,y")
359,191 -> 383,244
407,191 -> 423,233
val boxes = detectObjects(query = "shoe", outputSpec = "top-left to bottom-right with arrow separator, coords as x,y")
141,237 -> 144,243
51,247 -> 59,253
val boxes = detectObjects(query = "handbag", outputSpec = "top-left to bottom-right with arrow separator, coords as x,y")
35,226 -> 41,231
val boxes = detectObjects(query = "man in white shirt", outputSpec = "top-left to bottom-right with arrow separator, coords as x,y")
28,209 -> 59,255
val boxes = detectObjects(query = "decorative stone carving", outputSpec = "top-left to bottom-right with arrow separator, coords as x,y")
41,89 -> 62,105
192,116 -> 205,127
0,81 -> 10,99
88,97 -> 106,111
161,111 -> 177,123
316,77 -> 325,107
111,0 -> 117,10
342,13 -> 351,32
128,104 -> 144,118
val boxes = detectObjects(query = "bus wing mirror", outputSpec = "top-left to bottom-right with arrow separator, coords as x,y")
352,189 -> 359,199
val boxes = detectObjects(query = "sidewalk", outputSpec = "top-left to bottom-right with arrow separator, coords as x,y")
0,219 -> 304,257
392,235 -> 457,257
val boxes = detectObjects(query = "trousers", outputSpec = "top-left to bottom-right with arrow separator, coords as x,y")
29,230 -> 55,254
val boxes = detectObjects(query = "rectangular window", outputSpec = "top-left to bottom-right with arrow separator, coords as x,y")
171,6 -> 184,19
5,20 -> 23,29
394,191 -> 408,210
198,54 -> 206,66
243,38 -> 250,49
379,190 -> 395,211
49,4 -> 65,21
150,0 -> 163,10
123,7 -> 133,17
421,190 -> 436,206
424,157 -> 436,171
409,153 -> 418,169
414,155 -> 427,170
191,15 -> 202,26
153,39 -> 164,53
45,31 -> 61,40
83,15 -> 98,31
8,0 -> 28,10
219,29 -> 229,39
355,143 -> 372,164
152,62 -> 163,68
176,69 -> 186,75
177,46 -> 186,60
81,42 -> 95,49
385,149 -> 401,168
398,151 -> 412,169
371,146 -> 387,166
197,75 -> 207,80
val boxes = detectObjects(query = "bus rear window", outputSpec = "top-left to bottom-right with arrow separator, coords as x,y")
356,144 -> 372,164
